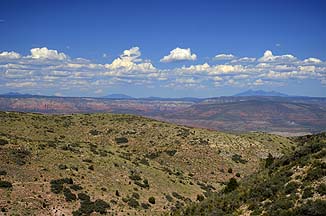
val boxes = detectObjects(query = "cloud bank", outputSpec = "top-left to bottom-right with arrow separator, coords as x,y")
0,47 -> 325,95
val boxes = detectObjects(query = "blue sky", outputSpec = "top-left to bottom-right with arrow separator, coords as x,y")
0,0 -> 325,97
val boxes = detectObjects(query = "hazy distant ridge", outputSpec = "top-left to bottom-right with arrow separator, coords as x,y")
234,90 -> 288,97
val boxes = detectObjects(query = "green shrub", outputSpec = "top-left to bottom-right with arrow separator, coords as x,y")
132,192 -> 140,199
284,181 -> 300,194
70,184 -> 83,191
61,144 -> 80,153
0,170 -> 7,175
50,180 -> 64,194
129,173 -> 141,181
58,164 -> 68,170
93,199 -> 110,214
63,178 -> 73,184
228,168 -> 233,173
249,183 -> 274,201
143,179 -> 149,186
316,183 -> 326,196
196,194 -> 204,201
148,196 -> 155,204
100,187 -> 107,191
63,188 -> 77,202
197,182 -> 216,192
165,149 -> 177,156
82,159 -> 93,163
231,154 -> 248,164
47,141 -> 57,148
302,187 -> 314,199
139,158 -> 150,166
10,148 -> 31,165
76,200 -> 94,215
248,202 -> 260,211
0,180 -> 12,188
73,197 -> 110,216
128,197 -> 139,208
51,178 -> 73,186
305,162 -> 326,181
89,129 -> 100,136
314,149 -> 326,159
0,139 -> 8,145
134,179 -> 149,189
224,178 -> 239,193
250,208 -> 263,216
269,198 -> 294,212
293,199 -> 326,216
122,197 -> 129,203
141,202 -> 151,209
90,145 -> 98,155
165,194 -> 173,202
174,201 -> 185,210
265,153 -> 274,168
78,193 -> 90,201
145,151 -> 161,159
99,150 -> 108,157
303,142 -> 325,154
172,192 -> 184,200
115,137 -> 128,144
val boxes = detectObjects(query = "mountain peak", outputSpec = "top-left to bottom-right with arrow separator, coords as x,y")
234,90 -> 288,97
102,94 -> 134,99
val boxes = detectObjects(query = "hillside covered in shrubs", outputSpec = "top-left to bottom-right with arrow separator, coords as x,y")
0,111 -> 296,215
168,133 -> 326,216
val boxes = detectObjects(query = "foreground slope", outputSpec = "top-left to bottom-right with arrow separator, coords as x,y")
169,133 -> 326,216
0,112 -> 293,215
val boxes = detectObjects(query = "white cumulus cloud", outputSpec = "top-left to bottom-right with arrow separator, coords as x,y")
104,47 -> 157,75
29,47 -> 67,60
304,57 -> 322,64
259,50 -> 296,62
0,51 -> 21,59
160,47 -> 197,62
120,47 -> 141,62
214,54 -> 235,60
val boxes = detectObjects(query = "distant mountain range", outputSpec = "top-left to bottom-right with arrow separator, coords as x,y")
104,90 -> 289,99
102,90 -> 289,100
234,90 -> 288,97
102,94 -> 134,99
1,92 -> 326,134
2,90 -> 290,99
0,92 -> 33,97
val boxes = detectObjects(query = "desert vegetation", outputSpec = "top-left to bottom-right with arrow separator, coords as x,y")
168,133 -> 326,216
0,111 -> 307,215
